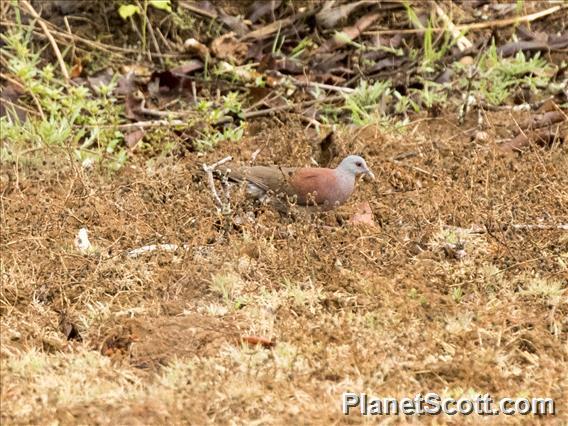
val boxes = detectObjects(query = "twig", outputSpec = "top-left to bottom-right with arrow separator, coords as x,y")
509,224 -> 568,231
0,19 -> 182,59
20,0 -> 70,81
293,80 -> 355,94
479,96 -> 555,112
243,95 -> 344,119
242,9 -> 315,41
202,156 -> 233,213
250,148 -> 262,164
364,4 -> 567,35
116,120 -> 186,130
127,243 -> 190,258
446,224 -> 568,234
177,0 -> 218,20
143,2 -> 165,67
63,17 -> 76,64
458,43 -> 485,125
111,96 -> 344,131
433,2 -> 472,51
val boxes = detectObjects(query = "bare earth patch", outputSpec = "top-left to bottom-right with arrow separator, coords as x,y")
1,113 -> 567,424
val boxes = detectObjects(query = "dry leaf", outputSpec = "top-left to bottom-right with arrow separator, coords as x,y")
241,335 -> 275,348
125,129 -> 145,149
211,32 -> 249,64
349,201 -> 376,227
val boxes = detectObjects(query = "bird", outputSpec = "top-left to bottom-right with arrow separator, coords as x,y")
217,155 -> 374,212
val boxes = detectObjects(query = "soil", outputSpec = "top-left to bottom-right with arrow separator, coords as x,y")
1,109 -> 567,424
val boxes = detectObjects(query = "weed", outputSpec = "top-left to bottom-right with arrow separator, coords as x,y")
342,80 -> 391,125
193,91 -> 246,151
118,0 -> 173,53
455,41 -> 555,106
210,271 -> 244,305
0,28 -> 125,168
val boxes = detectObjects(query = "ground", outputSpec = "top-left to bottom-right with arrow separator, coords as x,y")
1,110 -> 566,424
1,0 -> 567,423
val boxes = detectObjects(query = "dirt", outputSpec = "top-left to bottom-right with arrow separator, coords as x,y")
1,108 -> 567,424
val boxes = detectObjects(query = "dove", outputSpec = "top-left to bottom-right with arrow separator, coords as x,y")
218,155 -> 374,211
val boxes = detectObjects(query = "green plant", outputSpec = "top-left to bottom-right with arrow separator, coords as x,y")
456,41 -> 554,106
118,0 -> 172,53
342,80 -> 392,125
193,92 -> 246,151
411,80 -> 448,110
452,287 -> 463,303
0,28 -> 125,168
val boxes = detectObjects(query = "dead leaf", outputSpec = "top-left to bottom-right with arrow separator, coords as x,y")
171,60 -> 204,75
349,201 -> 376,227
184,38 -> 209,60
69,60 -> 83,79
58,312 -> 82,342
217,8 -> 249,36
317,12 -> 381,54
258,53 -> 305,74
125,129 -> 145,149
316,0 -> 375,29
211,32 -> 249,64
241,335 -> 275,348
121,63 -> 152,78
499,125 -> 565,152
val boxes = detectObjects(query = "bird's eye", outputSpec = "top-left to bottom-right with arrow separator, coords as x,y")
355,161 -> 362,167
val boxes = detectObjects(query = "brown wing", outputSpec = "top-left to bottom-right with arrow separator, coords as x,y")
218,165 -> 296,194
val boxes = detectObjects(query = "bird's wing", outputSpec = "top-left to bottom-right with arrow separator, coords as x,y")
218,165 -> 295,194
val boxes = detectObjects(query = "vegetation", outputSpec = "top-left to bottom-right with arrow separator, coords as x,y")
1,1 -> 566,424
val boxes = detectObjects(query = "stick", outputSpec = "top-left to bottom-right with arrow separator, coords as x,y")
20,0 -> 70,81
293,80 -> 355,94
445,224 -> 568,234
117,119 -> 186,130
127,243 -> 190,258
243,95 -> 344,119
364,5 -> 567,35
202,156 -> 233,213
433,3 -> 472,51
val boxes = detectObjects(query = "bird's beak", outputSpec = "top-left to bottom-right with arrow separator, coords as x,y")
364,169 -> 375,181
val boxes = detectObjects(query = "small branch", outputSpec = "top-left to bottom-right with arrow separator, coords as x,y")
127,243 -> 190,258
243,95 -> 344,119
433,3 -> 472,51
446,224 -> 568,234
116,119 -> 186,130
20,0 -> 70,81
250,148 -> 262,164
364,4 -> 567,35
479,97 -> 555,112
202,156 -> 233,213
509,224 -> 568,231
293,79 -> 355,94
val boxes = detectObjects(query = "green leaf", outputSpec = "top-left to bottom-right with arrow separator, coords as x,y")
149,0 -> 172,12
118,4 -> 140,20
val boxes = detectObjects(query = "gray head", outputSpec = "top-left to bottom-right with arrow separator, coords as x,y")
336,155 -> 375,180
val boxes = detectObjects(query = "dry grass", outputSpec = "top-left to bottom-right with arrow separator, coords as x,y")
1,112 -> 567,424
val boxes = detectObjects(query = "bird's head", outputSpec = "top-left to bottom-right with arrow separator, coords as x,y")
338,155 -> 375,180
